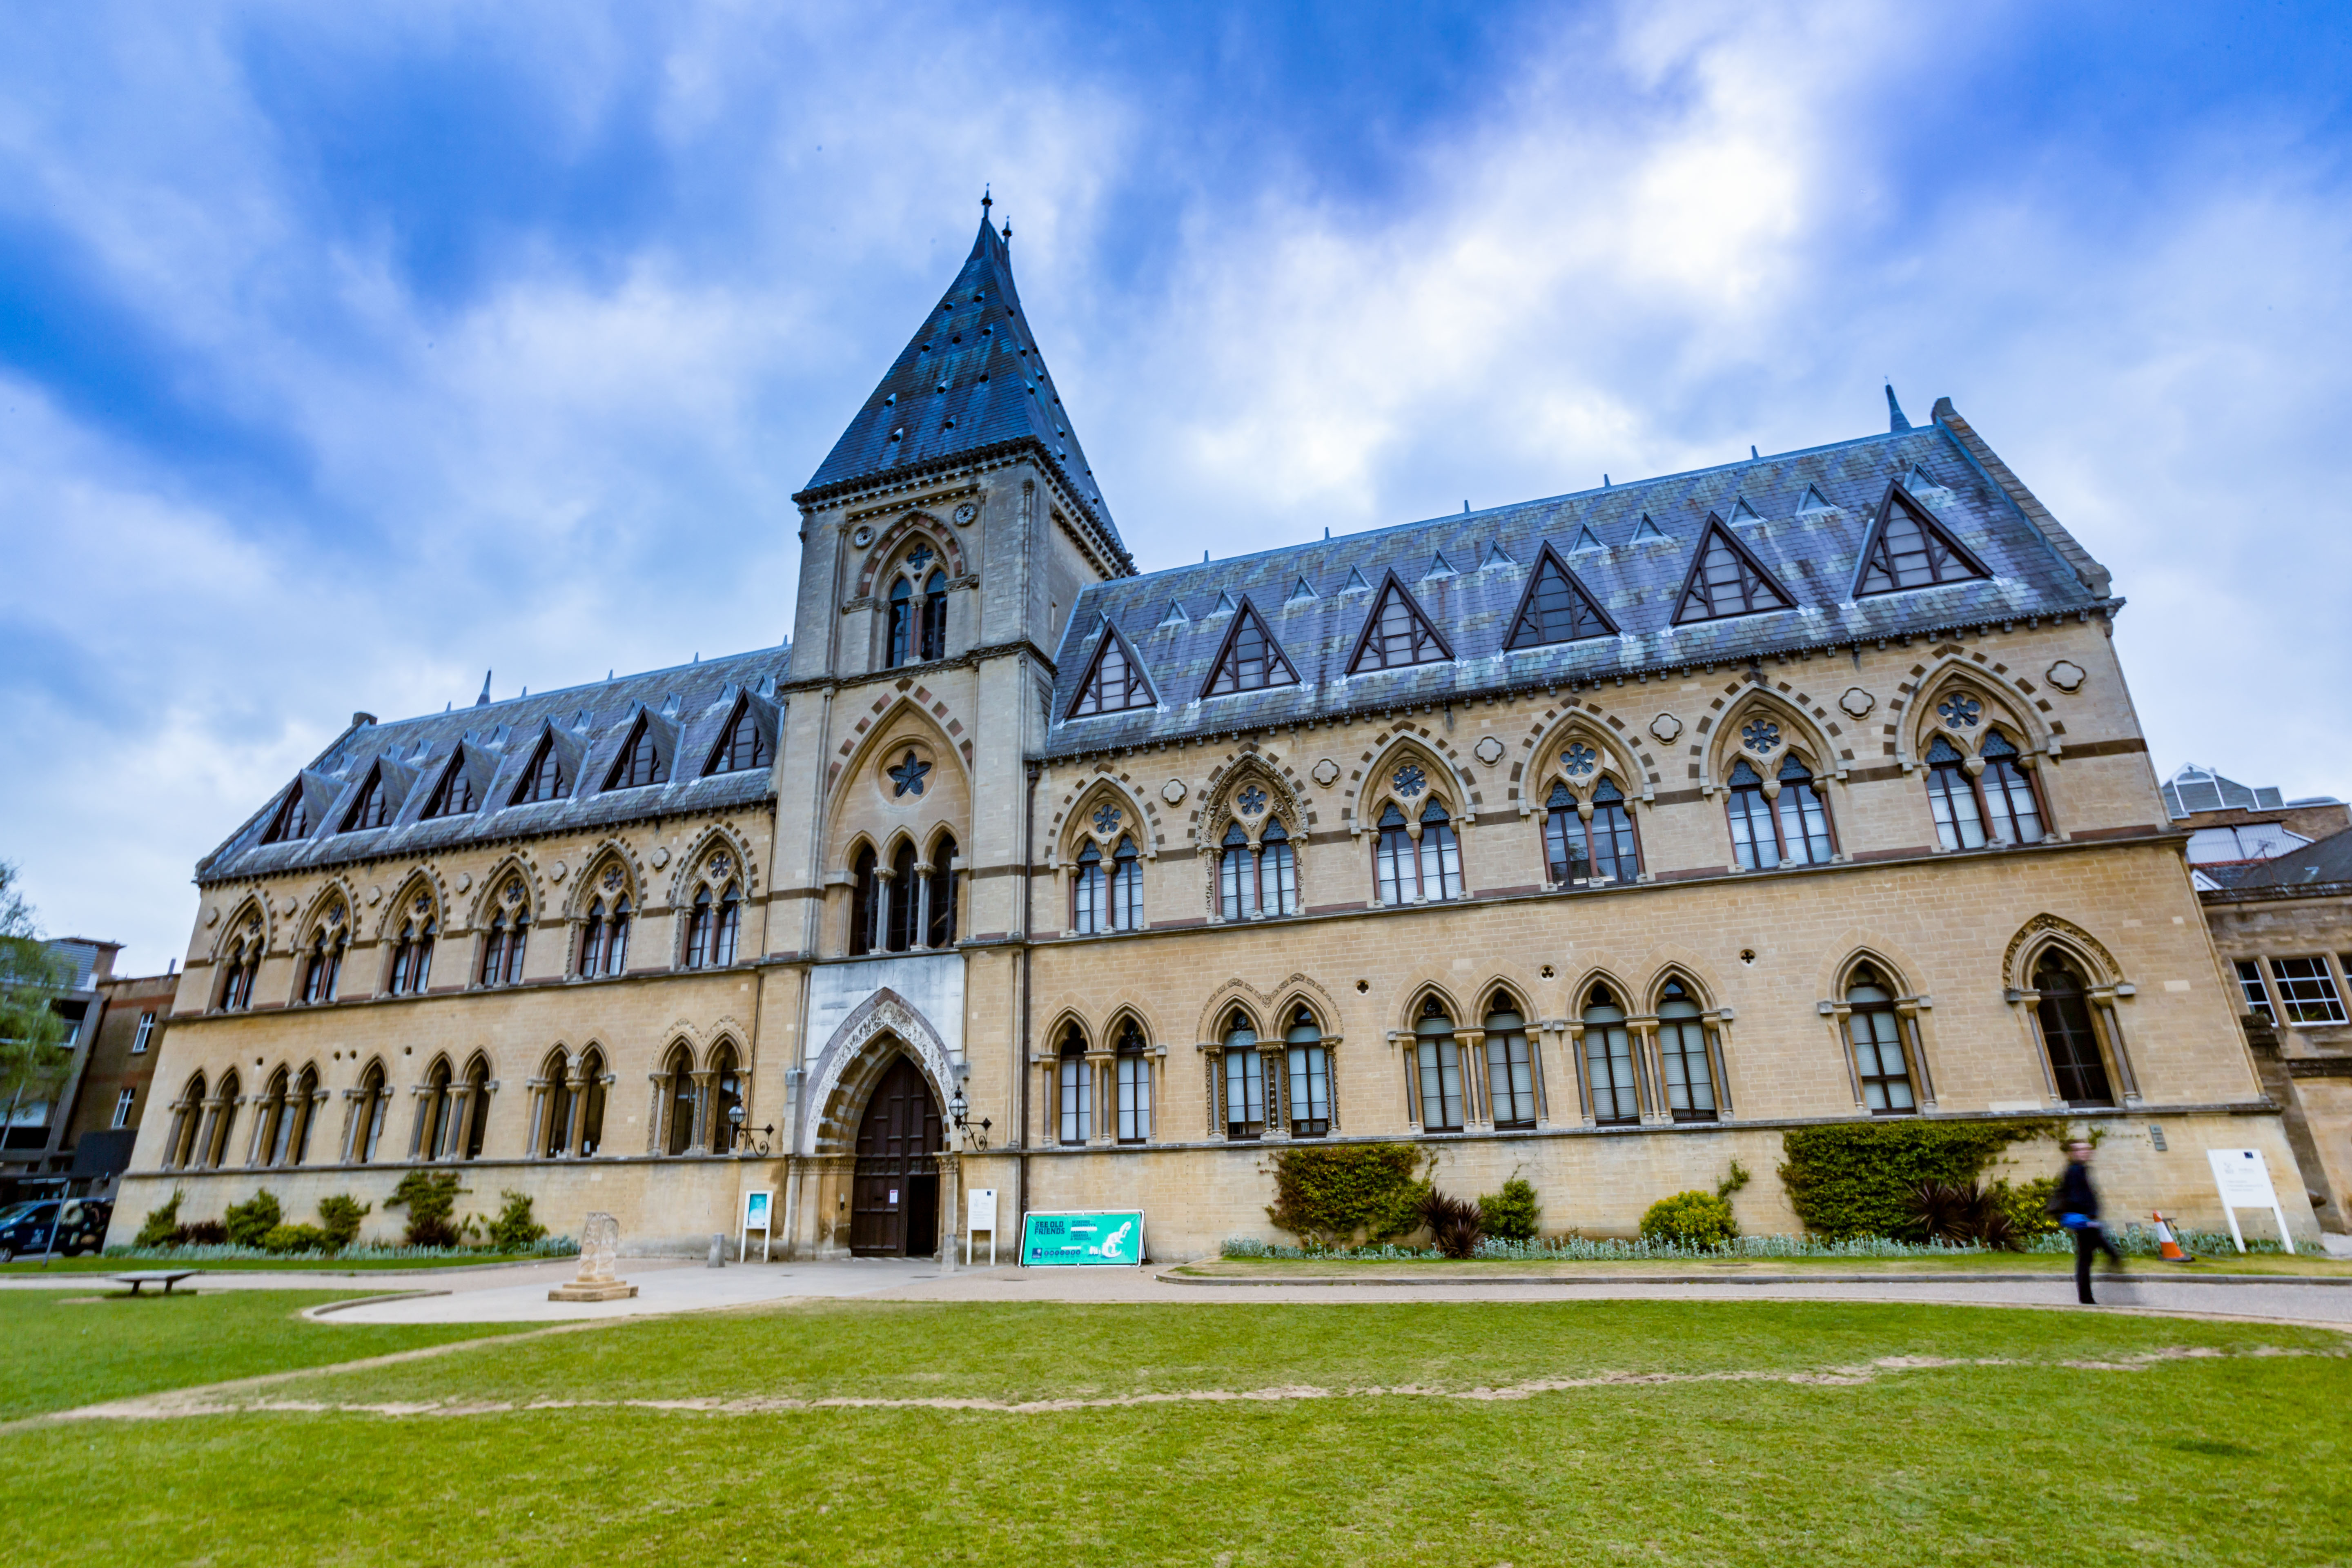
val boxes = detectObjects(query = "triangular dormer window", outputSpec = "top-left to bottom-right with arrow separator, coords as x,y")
604,715 -> 668,791
1674,517 -> 1795,623
1201,598 -> 1298,698
705,697 -> 770,776
1729,496 -> 1763,523
1285,577 -> 1319,604
423,750 -> 477,818
1347,573 -> 1453,673
1569,525 -> 1605,553
1341,567 -> 1373,592
261,784 -> 308,844
1629,515 -> 1668,543
340,766 -> 390,832
1069,625 -> 1158,716
1796,485 -> 1833,514
1422,550 -> 1458,580
1905,463 -> 1941,492
1209,591 -> 1238,617
1481,541 -> 1515,569
1854,483 -> 1989,597
1505,544 -> 1618,649
511,735 -> 568,805
1157,598 -> 1190,627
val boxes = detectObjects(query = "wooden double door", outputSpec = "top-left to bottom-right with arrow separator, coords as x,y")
850,1055 -> 942,1257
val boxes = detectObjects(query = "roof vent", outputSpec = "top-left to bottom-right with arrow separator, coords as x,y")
352,711 -> 376,727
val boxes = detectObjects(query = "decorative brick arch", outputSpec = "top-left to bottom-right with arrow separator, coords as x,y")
1904,654 -> 2055,762
463,853 -> 545,932
800,987 -> 958,1156
1194,978 -> 1279,1044
852,512 -> 969,597
665,821 -> 762,911
1701,680 -> 1842,788
374,866 -> 453,941
562,840 -> 649,921
826,685 -> 973,793
1351,730 -> 1476,834
1047,771 -> 1166,862
209,890 -> 274,964
1508,700 -> 1658,809
1189,745 -> 1317,850
2004,913 -> 2124,991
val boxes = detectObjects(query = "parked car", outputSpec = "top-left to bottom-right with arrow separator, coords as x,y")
0,1196 -> 112,1260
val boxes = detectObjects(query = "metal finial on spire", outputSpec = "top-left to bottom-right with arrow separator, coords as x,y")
475,670 -> 492,707
982,185 -> 992,216
1002,217 -> 1011,242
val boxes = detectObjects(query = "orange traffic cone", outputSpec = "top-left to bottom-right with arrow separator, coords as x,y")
2151,1212 -> 2195,1263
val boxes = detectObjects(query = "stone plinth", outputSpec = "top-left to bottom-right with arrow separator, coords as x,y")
548,1211 -> 637,1302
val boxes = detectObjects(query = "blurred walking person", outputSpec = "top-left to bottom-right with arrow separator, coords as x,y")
2054,1138 -> 2125,1303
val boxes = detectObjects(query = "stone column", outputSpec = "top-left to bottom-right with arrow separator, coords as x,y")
1563,1021 -> 1595,1126
1895,1000 -> 1939,1110
690,1070 -> 717,1153
1086,1051 -> 1116,1145
1454,1028 -> 1489,1127
1701,1013 -> 1735,1119
1629,1016 -> 1666,1125
2089,990 -> 2144,1107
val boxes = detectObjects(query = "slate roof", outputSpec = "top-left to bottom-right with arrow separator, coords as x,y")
795,217 -> 1130,571
197,646 -> 791,886
2160,764 -> 2340,820
2207,826 -> 2352,895
1042,409 -> 2114,758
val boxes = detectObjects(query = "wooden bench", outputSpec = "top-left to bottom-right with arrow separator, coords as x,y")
111,1270 -> 198,1297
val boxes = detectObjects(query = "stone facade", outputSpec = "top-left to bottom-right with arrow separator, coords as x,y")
112,215 -> 2319,1259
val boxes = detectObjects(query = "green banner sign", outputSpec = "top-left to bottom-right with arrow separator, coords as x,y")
1021,1210 -> 1145,1267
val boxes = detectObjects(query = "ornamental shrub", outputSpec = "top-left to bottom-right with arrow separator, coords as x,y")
261,1223 -> 330,1254
386,1170 -> 468,1248
134,1188 -> 185,1248
176,1219 -> 228,1245
1778,1120 -> 2057,1242
223,1189 -> 283,1249
1265,1143 -> 1432,1247
1641,1191 -> 1739,1250
1477,1178 -> 1542,1243
1994,1176 -> 2060,1241
486,1190 -> 548,1252
316,1194 -> 372,1250
1420,1189 -> 1486,1258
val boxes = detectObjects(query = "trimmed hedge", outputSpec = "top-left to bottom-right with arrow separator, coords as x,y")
1265,1143 -> 1432,1247
1641,1191 -> 1739,1249
1780,1120 -> 2058,1241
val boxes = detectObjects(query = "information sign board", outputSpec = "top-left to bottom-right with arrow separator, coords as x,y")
966,1187 -> 998,1267
2205,1149 -> 2295,1254
738,1188 -> 776,1262
1020,1209 -> 1145,1267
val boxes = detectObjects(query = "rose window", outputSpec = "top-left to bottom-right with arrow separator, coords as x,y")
1392,764 -> 1427,798
1562,743 -> 1598,779
1938,695 -> 1982,729
1092,804 -> 1122,835
1238,786 -> 1267,816
1740,720 -> 1780,755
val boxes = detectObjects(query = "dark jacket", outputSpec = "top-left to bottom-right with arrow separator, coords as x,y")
2054,1161 -> 2099,1221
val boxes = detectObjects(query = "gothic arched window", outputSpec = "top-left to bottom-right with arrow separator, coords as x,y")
542,1051 -> 575,1159
1845,966 -> 1915,1114
886,846 -> 920,952
1775,756 -> 1834,864
1218,822 -> 1254,920
1656,978 -> 1717,1123
1057,1028 -> 1091,1145
920,569 -> 948,660
1072,842 -> 1106,934
1926,735 -> 1987,850
925,834 -> 959,949
664,1046 -> 697,1155
479,889 -> 529,987
849,846 -> 879,956
1980,730 -> 2045,844
353,1062 -> 387,1164
419,1059 -> 454,1161
1221,1012 -> 1264,1140
685,887 -> 714,969
1724,759 -> 1777,869
1581,985 -> 1639,1126
462,1057 -> 491,1160
1116,1018 -> 1151,1144
1726,754 -> 1835,869
577,1047 -> 608,1156
219,933 -> 259,1011
289,1066 -> 318,1165
1109,837 -> 1143,931
713,884 -> 741,966
260,1069 -> 292,1166
1544,777 -> 1642,884
2034,953 -> 2114,1107
301,929 -> 345,1004
1485,1000 -> 1537,1129
206,1071 -> 241,1168
390,915 -> 436,994
1284,1006 -> 1329,1138
887,577 -> 914,668
709,1043 -> 742,1152
170,1072 -> 207,1168
1413,997 -> 1464,1132
1257,819 -> 1298,915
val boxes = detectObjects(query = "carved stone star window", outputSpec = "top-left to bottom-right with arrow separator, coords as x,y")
1741,720 -> 1781,755
1562,743 -> 1598,779
1238,786 -> 1267,816
888,749 -> 931,797
1392,764 -> 1427,799
1938,696 -> 1982,729
907,542 -> 935,574
1092,804 -> 1122,835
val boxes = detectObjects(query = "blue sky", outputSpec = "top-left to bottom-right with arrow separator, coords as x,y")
5,0 -> 2350,969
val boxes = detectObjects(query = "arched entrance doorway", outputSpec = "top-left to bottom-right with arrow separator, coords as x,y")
851,1054 -> 942,1256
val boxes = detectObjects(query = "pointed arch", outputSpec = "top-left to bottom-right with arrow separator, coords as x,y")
209,891 -> 273,963
2003,913 -> 2125,991
1851,479 -> 1989,598
1102,1002 -> 1160,1049
1526,710 -> 1646,802
1201,594 -> 1301,697
1673,515 -> 1795,623
1199,755 -> 1307,850
1042,1008 -> 1094,1054
1399,978 -> 1468,1032
1907,661 -> 2053,761
293,878 -> 360,946
665,821 -> 760,908
374,866 -> 449,940
852,511 -> 967,596
463,853 -> 543,930
1066,617 -> 1160,717
1352,732 -> 1468,829
1056,774 -> 1160,863
1192,978 -> 1276,1045
1644,963 -> 1717,1013
1704,685 -> 1840,786
1346,570 -> 1453,673
564,840 -> 646,920
1567,965 -> 1637,1011
1504,542 -> 1618,648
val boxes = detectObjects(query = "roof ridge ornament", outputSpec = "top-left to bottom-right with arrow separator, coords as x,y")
1886,381 -> 1912,432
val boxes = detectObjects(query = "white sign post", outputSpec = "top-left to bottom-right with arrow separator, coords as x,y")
2205,1149 -> 2295,1254
739,1188 -> 776,1263
967,1187 -> 998,1267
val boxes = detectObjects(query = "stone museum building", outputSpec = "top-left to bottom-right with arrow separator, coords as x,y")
115,212 -> 2324,1258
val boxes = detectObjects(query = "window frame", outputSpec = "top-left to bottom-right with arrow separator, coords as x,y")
2269,956 -> 2348,1027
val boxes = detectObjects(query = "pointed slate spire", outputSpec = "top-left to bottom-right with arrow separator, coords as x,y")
1885,383 -> 1911,432
796,214 -> 1126,564
475,670 -> 492,707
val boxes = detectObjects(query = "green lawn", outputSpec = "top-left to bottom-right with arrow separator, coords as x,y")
2,1297 -> 2345,1565
0,1251 -> 564,1275
0,1290 -> 528,1421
